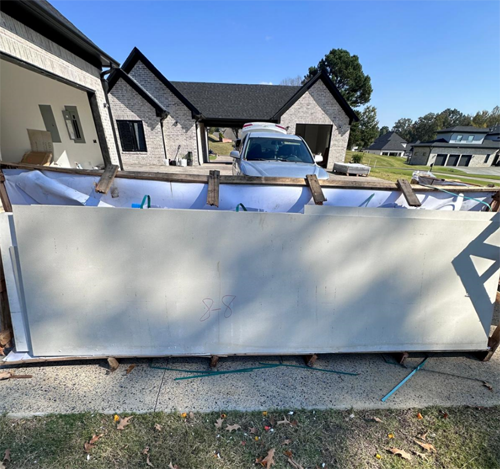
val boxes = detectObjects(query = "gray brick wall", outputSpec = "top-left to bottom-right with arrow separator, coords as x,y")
279,80 -> 351,171
0,12 -> 120,166
128,61 -> 200,164
108,78 -> 166,166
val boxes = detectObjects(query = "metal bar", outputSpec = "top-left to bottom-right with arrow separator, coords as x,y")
381,357 -> 428,402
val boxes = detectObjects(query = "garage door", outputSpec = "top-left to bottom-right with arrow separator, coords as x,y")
434,154 -> 447,166
458,155 -> 472,167
446,154 -> 460,166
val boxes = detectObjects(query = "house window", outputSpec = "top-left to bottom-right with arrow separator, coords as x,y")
62,106 -> 85,143
456,135 -> 463,142
467,135 -> 474,142
117,120 -> 147,152
485,154 -> 491,163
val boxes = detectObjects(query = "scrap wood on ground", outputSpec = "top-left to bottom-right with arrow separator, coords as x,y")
1,407 -> 499,469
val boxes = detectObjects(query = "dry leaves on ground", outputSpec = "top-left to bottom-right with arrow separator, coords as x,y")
125,364 -> 136,375
371,417 -> 383,423
84,434 -> 103,452
189,412 -> 194,419
154,423 -> 162,432
414,439 -> 436,453
117,416 -> 133,430
215,418 -> 224,429
143,447 -> 154,467
3,450 -> 10,462
0,371 -> 12,381
108,357 -> 119,372
282,439 -> 292,445
226,424 -> 241,432
277,416 -> 290,426
168,463 -> 179,469
261,448 -> 275,468
387,448 -> 412,461
413,450 -> 428,460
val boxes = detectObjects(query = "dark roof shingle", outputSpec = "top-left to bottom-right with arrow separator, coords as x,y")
171,81 -> 300,121
367,131 -> 407,151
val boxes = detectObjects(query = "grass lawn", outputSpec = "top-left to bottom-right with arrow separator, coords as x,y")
345,151 -> 500,187
208,134 -> 234,158
1,407 -> 499,468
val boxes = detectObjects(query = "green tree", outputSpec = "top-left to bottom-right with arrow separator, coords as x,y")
378,126 -> 389,137
392,118 -> 414,142
436,108 -> 472,129
472,110 -> 490,128
305,49 -> 372,108
412,113 -> 439,142
348,106 -> 379,149
487,106 -> 500,127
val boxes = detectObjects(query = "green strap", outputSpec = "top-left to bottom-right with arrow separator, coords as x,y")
141,195 -> 151,209
235,203 -> 248,212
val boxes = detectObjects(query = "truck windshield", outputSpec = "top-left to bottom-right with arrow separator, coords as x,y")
244,137 -> 314,163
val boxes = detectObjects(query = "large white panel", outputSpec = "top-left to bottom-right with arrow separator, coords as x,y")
12,205 -> 500,356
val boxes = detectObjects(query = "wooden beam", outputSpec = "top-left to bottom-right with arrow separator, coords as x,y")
0,171 -> 12,212
397,179 -> 421,207
210,355 -> 219,368
480,190 -> 500,361
95,164 -> 119,194
304,354 -> 318,367
306,174 -> 327,205
207,170 -> 220,207
0,162 -> 497,192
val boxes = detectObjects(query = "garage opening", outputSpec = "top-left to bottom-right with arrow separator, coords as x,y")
0,58 -> 108,168
458,155 -> 472,167
446,154 -> 460,167
295,124 -> 332,168
434,154 -> 447,166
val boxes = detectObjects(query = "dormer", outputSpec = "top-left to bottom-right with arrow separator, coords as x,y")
436,126 -> 489,144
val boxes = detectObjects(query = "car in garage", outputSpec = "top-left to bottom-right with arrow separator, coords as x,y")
230,123 -> 329,179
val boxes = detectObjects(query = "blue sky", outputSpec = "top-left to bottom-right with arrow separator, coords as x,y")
53,1 -> 500,127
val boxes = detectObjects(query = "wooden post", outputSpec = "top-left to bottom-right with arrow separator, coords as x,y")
207,170 -> 220,207
0,171 -> 12,213
304,354 -> 318,367
95,164 -> 119,194
397,179 -> 421,207
480,190 -> 500,361
210,355 -> 219,368
306,174 -> 326,205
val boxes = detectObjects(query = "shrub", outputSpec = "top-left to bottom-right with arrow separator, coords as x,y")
351,153 -> 364,164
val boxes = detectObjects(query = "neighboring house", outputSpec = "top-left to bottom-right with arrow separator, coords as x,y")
365,131 -> 407,157
0,0 -> 121,169
408,126 -> 500,167
107,48 -> 358,170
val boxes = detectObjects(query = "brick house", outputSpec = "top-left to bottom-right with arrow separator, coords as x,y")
0,0 -> 122,169
108,48 -> 359,171
408,126 -> 500,168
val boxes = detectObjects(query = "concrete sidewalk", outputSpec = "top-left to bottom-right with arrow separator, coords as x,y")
1,345 -> 499,416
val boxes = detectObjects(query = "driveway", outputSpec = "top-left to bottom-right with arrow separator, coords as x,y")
1,316 -> 499,416
453,167 -> 500,176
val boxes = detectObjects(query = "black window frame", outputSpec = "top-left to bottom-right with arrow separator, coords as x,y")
116,120 -> 147,152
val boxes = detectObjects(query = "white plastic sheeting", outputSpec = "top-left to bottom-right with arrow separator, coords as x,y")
9,205 -> 500,357
3,169 -> 494,212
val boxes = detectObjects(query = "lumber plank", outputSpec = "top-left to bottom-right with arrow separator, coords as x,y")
207,170 -> 220,206
95,164 -> 119,194
0,161 -> 497,192
304,354 -> 318,367
0,171 -> 12,212
210,355 -> 219,368
397,178 -> 421,207
306,174 -> 327,205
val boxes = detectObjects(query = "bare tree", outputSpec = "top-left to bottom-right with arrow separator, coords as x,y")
279,76 -> 303,86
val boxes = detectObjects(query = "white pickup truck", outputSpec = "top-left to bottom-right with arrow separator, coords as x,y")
230,123 -> 329,179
